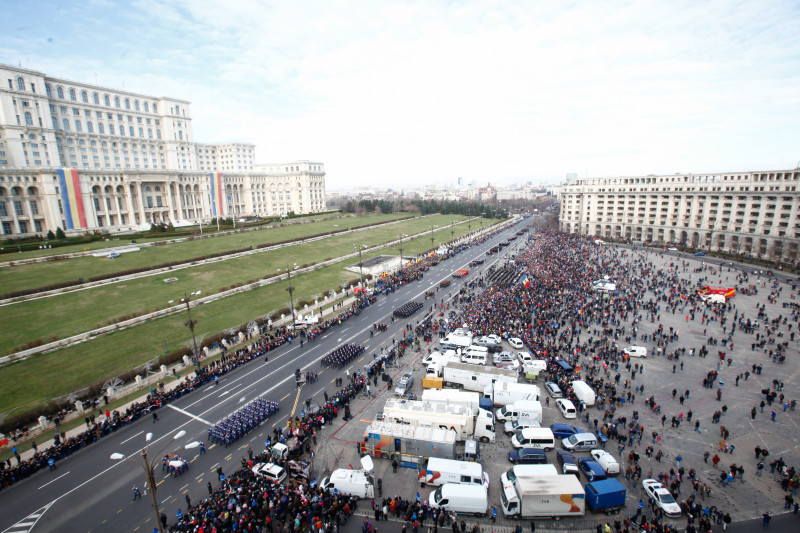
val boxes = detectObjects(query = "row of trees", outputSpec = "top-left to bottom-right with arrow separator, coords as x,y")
342,198 -> 508,219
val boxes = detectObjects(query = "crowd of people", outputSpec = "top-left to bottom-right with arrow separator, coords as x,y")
438,232 -> 799,532
208,398 -> 279,448
321,344 -> 366,369
393,301 -> 424,318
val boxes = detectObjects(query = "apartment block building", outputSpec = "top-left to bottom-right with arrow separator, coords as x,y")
558,169 -> 800,263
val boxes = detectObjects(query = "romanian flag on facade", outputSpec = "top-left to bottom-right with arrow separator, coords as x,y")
57,168 -> 87,230
209,172 -> 224,216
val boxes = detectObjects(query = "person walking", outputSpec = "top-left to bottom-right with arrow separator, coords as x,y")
762,511 -> 771,528
132,485 -> 141,500
152,411 -> 158,423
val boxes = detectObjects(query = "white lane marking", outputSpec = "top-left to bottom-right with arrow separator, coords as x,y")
120,430 -> 144,444
167,404 -> 212,425
2,502 -> 54,533
37,471 -> 70,490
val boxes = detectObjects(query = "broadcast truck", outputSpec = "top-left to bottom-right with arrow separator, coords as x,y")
501,474 -> 586,518
483,382 -> 541,406
363,422 -> 457,461
443,362 -> 518,393
380,398 -> 495,442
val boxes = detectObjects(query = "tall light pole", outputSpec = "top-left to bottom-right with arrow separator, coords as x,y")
110,431 -> 199,533
353,244 -> 367,289
450,220 -> 455,244
398,234 -> 408,272
278,264 -> 299,323
170,291 -> 202,366
430,225 -> 437,251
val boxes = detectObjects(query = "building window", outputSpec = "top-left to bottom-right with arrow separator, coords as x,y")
134,100 -> 140,111
75,120 -> 82,132
62,118 -> 70,131
14,200 -> 23,216
87,121 -> 94,133
0,202 -> 5,216
29,200 -> 38,215
24,111 -> 33,125
138,127 -> 144,138
98,123 -> 105,134
69,88 -> 76,101
16,77 -> 25,91
143,102 -> 149,112
104,94 -> 110,106
129,126 -> 134,136
125,98 -> 130,109
114,96 -> 120,108
46,84 -> 52,97
57,86 -> 64,99
34,220 -> 42,233
109,124 -> 115,135
81,91 -> 88,103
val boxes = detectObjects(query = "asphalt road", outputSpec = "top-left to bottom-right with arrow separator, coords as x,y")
0,218 -> 531,533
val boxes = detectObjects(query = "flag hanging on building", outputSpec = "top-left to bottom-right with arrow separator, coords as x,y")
209,172 -> 224,216
57,168 -> 87,230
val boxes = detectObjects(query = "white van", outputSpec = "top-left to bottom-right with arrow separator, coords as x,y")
556,398 -> 577,419
496,400 -> 542,422
461,347 -> 488,366
624,346 -> 647,358
523,360 -> 547,374
571,380 -> 596,406
429,483 -> 488,516
422,457 -> 489,489
561,432 -> 598,452
319,455 -> 375,498
590,449 -> 620,475
511,427 -> 555,450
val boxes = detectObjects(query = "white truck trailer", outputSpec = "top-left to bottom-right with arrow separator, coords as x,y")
501,474 -> 586,518
483,381 -> 541,406
570,380 -> 596,406
443,362 -> 518,393
421,389 -> 484,413
363,422 -> 457,461
381,398 -> 496,442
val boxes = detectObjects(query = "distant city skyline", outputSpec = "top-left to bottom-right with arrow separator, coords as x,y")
2,0 -> 798,188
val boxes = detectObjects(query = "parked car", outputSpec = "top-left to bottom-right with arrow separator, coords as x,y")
394,370 -> 414,396
252,463 -> 287,484
556,450 -> 579,475
107,252 -> 121,259
550,424 -> 581,440
493,352 -> 517,365
577,458 -> 607,482
508,448 -> 547,464
508,337 -> 524,349
590,449 -> 620,475
642,479 -> 682,517
544,382 -> 563,398
694,251 -> 707,256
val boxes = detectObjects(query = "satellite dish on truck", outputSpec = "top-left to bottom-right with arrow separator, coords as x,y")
360,454 -> 374,472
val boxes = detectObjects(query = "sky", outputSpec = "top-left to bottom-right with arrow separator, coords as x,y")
2,0 -> 799,189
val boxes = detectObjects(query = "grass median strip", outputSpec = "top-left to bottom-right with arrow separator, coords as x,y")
0,212 -> 409,295
0,214 -> 463,353
0,218 -> 484,416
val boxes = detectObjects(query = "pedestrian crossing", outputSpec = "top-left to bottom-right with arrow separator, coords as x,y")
2,502 -> 53,533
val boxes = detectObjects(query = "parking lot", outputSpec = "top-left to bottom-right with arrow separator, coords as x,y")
311,243 -> 800,531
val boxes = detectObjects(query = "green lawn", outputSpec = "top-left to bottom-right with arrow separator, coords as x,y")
0,212 -> 409,294
0,214 -> 470,353
0,217 -> 492,418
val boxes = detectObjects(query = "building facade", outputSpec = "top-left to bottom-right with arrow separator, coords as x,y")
558,169 -> 800,263
0,64 -> 325,236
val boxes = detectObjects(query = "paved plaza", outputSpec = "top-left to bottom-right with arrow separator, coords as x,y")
312,244 -> 800,531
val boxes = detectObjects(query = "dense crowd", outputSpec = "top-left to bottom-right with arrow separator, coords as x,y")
439,232 -> 799,532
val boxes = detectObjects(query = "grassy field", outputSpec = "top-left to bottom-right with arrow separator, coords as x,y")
0,212 -> 346,262
0,212 -> 409,294
0,214 -> 469,352
0,218 -> 488,418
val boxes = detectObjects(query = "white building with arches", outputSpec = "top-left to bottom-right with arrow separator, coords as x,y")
558,169 -> 800,263
0,64 -> 326,236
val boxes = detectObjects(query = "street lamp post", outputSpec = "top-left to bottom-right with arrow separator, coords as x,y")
278,264 -> 299,323
398,234 -> 408,272
181,291 -> 202,366
353,244 -> 367,289
110,431 -> 199,533
430,225 -> 437,251
450,220 -> 455,243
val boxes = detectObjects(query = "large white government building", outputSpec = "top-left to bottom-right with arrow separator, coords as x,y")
559,169 -> 800,263
0,64 -> 326,236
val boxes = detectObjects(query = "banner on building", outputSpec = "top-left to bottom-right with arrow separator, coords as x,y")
209,172 -> 224,217
57,168 -> 87,230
